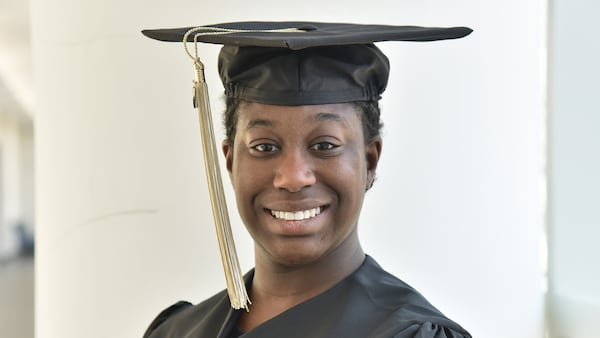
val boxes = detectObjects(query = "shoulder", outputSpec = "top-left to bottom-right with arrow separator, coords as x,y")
367,313 -> 472,338
143,301 -> 193,337
143,289 -> 232,338
411,322 -> 472,338
370,320 -> 472,338
351,256 -> 442,313
349,256 -> 471,337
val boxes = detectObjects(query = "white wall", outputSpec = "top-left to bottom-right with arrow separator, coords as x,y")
548,0 -> 600,337
32,1 -> 546,337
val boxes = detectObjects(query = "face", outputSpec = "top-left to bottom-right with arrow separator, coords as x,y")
222,102 -> 382,267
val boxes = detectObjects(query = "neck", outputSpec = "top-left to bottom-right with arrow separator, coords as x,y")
254,239 -> 365,298
238,234 -> 364,332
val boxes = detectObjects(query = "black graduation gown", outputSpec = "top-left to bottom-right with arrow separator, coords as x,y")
144,256 -> 471,338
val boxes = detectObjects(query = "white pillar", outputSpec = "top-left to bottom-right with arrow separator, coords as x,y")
30,2 -> 235,337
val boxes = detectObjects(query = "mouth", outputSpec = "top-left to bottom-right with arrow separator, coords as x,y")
269,207 -> 323,221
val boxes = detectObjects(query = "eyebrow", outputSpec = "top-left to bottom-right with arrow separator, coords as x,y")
244,112 -> 344,130
311,112 -> 343,123
245,118 -> 274,130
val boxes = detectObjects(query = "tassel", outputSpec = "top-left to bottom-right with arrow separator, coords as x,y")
191,56 -> 251,311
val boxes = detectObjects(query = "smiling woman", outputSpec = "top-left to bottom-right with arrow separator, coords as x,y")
141,21 -> 472,338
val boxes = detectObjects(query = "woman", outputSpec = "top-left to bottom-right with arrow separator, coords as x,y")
142,22 -> 472,338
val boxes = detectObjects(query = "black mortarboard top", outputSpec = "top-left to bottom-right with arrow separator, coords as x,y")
142,21 -> 472,48
141,21 -> 472,311
142,21 -> 472,105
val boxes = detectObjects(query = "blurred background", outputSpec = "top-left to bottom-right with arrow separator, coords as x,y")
0,0 -> 598,337
1,0 -> 34,337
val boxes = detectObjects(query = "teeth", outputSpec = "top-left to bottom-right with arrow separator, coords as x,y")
271,207 -> 322,221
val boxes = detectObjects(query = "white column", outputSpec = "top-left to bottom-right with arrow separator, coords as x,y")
30,2 -> 235,337
548,0 -> 600,337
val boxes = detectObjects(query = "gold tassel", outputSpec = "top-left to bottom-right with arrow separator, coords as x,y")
185,35 -> 250,310
191,59 -> 250,310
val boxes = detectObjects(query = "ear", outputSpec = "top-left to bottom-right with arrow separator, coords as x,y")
365,136 -> 382,189
222,140 -> 234,173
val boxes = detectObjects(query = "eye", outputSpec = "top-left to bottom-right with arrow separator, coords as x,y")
251,143 -> 279,153
310,142 -> 338,151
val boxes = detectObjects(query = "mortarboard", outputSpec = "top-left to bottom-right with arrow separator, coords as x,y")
143,22 -> 472,105
141,21 -> 472,311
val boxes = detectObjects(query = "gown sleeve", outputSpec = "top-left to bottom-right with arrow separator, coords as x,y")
402,322 -> 472,338
143,301 -> 193,338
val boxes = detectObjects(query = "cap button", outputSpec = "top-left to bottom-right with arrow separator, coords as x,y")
297,24 -> 317,31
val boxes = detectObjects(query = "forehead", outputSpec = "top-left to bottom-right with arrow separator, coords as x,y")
236,102 -> 360,128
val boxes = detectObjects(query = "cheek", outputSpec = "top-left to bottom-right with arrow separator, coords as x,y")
230,150 -> 271,213
323,151 -> 368,203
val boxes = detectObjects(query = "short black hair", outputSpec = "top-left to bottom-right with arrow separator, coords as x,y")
222,98 -> 383,144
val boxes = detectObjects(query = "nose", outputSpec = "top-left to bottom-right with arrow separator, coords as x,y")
273,149 -> 316,192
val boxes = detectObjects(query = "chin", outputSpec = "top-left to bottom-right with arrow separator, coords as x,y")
266,243 -> 327,267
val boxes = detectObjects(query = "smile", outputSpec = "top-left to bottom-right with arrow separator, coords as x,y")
270,207 -> 322,221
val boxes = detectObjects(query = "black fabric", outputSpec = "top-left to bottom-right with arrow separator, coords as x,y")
141,22 -> 472,49
142,301 -> 193,337
144,256 -> 471,338
218,44 -> 389,105
225,325 -> 245,338
141,21 -> 472,105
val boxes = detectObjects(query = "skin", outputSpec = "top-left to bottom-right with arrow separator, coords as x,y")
222,102 -> 382,332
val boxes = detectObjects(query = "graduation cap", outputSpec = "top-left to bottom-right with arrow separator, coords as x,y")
141,21 -> 472,311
